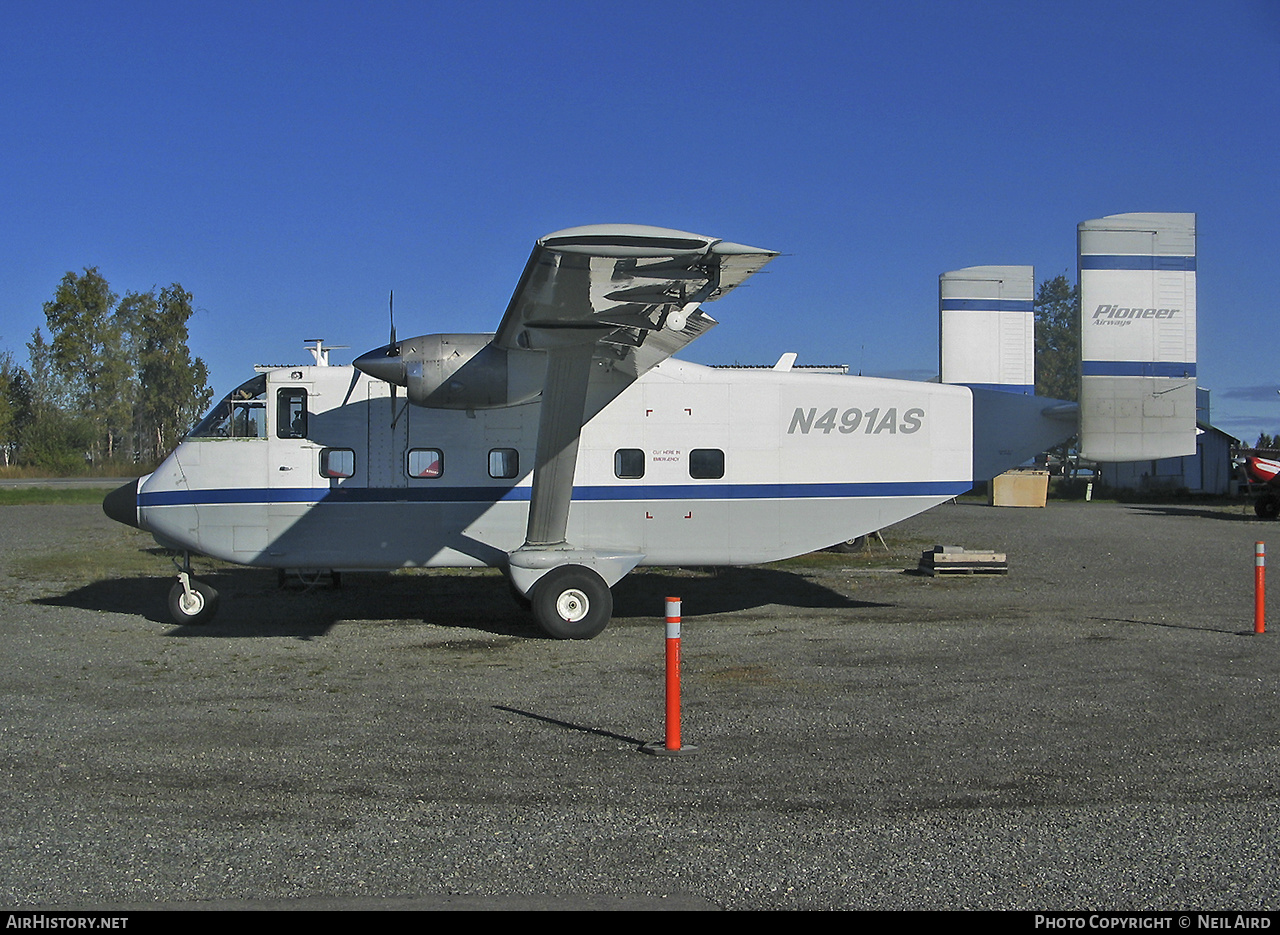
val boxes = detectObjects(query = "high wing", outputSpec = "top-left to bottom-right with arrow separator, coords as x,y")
493,224 -> 777,379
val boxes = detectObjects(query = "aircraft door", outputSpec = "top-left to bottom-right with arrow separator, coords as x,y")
265,380 -> 322,552
269,383 -> 320,487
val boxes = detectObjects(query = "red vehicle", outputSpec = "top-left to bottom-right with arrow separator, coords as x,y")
1243,455 -> 1280,518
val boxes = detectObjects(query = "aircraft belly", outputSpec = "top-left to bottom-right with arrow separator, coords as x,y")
562,489 -> 961,566
577,495 -> 955,565
139,487 -> 529,569
258,498 -> 526,569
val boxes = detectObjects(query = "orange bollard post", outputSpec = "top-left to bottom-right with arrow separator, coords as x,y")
641,597 -> 698,756
1256,542 -> 1266,635
665,596 -> 682,750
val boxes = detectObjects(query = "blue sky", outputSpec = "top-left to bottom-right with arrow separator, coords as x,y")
2,0 -> 1277,443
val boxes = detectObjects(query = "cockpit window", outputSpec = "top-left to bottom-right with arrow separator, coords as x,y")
189,375 -> 268,439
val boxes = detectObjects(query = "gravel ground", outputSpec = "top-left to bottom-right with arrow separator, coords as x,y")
1,498 -> 1278,911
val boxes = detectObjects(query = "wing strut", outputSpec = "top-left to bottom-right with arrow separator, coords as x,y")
523,341 -> 594,548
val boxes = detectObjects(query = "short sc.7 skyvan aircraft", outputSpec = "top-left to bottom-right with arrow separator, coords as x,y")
104,217 -> 1198,638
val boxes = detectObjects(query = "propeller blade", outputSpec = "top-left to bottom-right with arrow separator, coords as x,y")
388,291 -> 401,429
388,290 -> 397,354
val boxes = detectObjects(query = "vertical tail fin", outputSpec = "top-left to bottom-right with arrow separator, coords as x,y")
1077,212 -> 1197,461
939,265 -> 1035,394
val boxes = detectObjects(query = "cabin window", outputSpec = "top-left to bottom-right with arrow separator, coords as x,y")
489,448 -> 519,479
189,375 -> 268,439
407,448 -> 444,478
614,448 -> 645,479
276,388 -> 307,439
320,448 -> 355,479
689,448 -> 724,479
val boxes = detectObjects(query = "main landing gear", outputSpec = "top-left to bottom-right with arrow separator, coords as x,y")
527,564 -> 613,640
506,550 -> 640,640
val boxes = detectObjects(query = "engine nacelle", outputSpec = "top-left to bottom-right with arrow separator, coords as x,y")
355,333 -> 543,411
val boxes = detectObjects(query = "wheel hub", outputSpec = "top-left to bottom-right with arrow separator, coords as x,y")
556,588 -> 589,622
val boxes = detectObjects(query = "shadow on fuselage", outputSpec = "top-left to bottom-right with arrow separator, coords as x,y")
34,563 -> 886,639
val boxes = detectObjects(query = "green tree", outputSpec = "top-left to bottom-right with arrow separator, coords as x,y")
0,351 -> 15,467
6,364 -> 36,441
131,284 -> 212,460
14,329 -> 93,471
1034,273 -> 1080,402
25,327 -> 71,413
20,269 -> 213,471
41,268 -> 133,462
16,405 -> 95,473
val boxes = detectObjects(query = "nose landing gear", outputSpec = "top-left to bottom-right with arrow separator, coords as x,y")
168,554 -> 219,625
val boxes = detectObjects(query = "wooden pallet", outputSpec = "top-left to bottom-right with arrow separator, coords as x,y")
918,545 -> 1008,576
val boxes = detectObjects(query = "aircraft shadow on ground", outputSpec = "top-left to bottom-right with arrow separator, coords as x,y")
613,567 -> 884,618
1124,504 -> 1264,522
34,564 -> 883,640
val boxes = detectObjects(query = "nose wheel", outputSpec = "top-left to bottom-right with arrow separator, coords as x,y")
168,564 -> 219,625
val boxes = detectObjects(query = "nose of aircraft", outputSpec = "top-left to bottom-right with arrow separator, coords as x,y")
353,345 -> 407,385
103,479 -> 140,528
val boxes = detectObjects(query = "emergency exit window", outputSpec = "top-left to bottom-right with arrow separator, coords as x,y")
689,448 -> 724,479
489,448 -> 519,479
614,448 -> 645,479
277,388 -> 307,439
407,448 -> 444,478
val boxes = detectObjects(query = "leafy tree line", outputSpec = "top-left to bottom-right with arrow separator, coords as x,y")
1033,273 -> 1079,402
0,268 -> 212,473
1032,272 -> 1080,472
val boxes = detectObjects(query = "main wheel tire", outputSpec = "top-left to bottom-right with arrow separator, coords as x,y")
530,565 -> 613,640
168,579 -> 220,625
1256,495 -> 1280,520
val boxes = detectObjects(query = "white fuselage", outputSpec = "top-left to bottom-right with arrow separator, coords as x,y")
136,359 -> 974,571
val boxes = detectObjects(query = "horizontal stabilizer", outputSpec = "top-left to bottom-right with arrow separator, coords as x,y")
970,388 -> 1076,481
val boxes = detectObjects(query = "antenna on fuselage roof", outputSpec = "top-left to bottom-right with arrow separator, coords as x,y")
304,338 -> 348,367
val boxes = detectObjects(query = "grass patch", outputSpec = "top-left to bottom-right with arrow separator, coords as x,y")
0,463 -> 154,480
0,487 -> 115,506
10,536 -> 174,584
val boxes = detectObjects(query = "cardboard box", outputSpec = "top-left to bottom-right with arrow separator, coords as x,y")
989,470 -> 1049,508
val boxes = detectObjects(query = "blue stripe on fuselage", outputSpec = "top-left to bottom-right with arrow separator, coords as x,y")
139,480 -> 971,508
